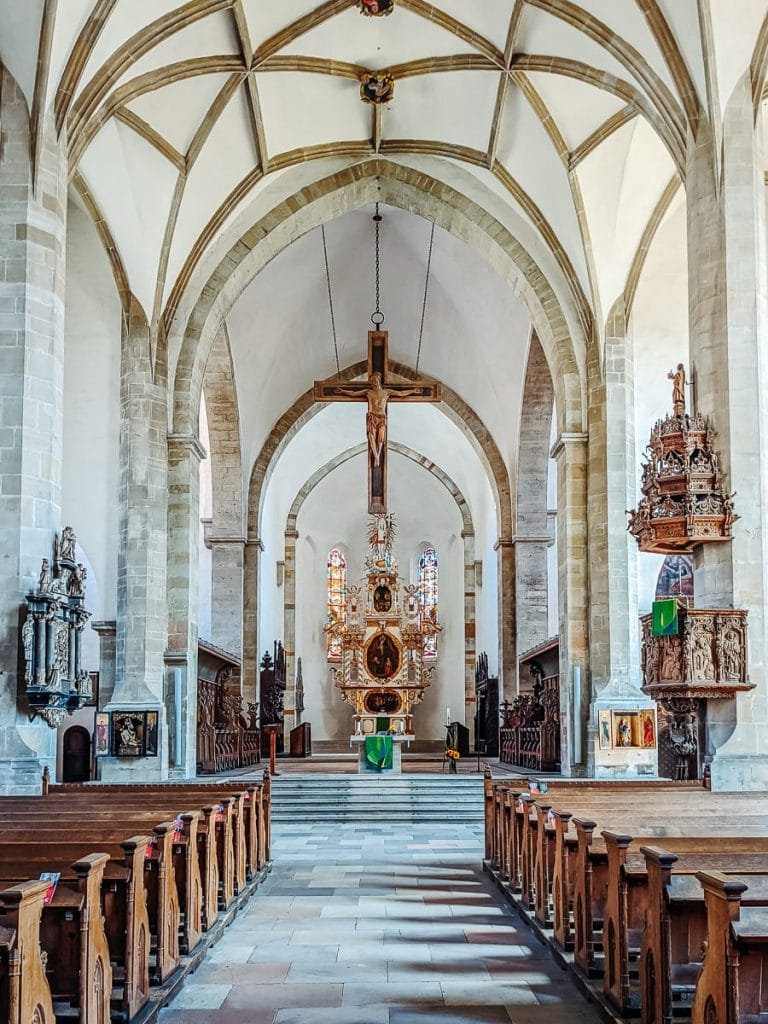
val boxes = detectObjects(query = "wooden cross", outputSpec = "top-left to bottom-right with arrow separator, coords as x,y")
313,331 -> 442,514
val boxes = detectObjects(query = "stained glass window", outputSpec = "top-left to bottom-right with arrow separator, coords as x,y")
418,547 -> 438,657
327,547 -> 347,659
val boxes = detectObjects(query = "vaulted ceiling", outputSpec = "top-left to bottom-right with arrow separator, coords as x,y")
2,1 -> 767,348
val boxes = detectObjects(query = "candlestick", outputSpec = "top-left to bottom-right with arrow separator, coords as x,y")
446,707 -> 451,725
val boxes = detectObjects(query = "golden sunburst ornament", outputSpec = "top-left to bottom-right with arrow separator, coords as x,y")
356,0 -> 395,16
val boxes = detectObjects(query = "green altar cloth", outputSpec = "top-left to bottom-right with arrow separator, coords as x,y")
364,735 -> 393,771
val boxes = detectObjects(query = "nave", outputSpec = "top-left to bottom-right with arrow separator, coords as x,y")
161,821 -> 601,1024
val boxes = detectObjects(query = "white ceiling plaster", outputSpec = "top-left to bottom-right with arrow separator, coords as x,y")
111,10 -> 240,95
434,0 -> 517,51
127,72 -> 234,156
0,0 -> 44,107
242,0 -> 318,51
655,0 -> 707,114
515,5 -> 636,93
575,0 -> 678,97
46,0 -> 94,110
385,71 -> 497,151
708,0 -> 768,113
224,204 -> 529,480
495,86 -> 591,295
79,119 -> 179,317
165,85 -> 258,297
576,116 -> 675,318
525,71 -> 626,152
279,6 -> 478,66
78,0 -> 186,98
256,71 -> 370,156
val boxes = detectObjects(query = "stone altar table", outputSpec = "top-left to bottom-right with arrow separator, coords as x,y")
350,734 -> 412,773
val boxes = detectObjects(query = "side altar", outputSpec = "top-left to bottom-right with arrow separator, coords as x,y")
326,515 -> 440,745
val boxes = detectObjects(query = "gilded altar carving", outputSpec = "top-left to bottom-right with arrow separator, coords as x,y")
327,515 -> 441,735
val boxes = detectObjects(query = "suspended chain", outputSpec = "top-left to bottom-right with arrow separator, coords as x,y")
415,220 -> 436,376
321,224 -> 341,378
372,202 -> 384,327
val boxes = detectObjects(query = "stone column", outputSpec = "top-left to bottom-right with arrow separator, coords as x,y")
514,537 -> 551,657
550,433 -> 589,774
494,538 -> 516,700
204,532 -> 245,658
91,621 -> 117,706
686,81 -> 768,789
242,537 -> 263,707
166,434 -> 206,777
0,68 -> 67,793
282,527 -> 299,741
101,300 -> 170,781
462,529 -> 477,720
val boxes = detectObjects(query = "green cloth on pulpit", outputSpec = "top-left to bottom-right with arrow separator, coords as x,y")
365,735 -> 393,771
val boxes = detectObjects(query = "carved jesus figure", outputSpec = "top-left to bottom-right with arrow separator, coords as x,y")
333,373 -> 426,467
667,363 -> 686,417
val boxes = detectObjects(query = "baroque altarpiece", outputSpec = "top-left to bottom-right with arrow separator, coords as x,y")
326,516 -> 440,736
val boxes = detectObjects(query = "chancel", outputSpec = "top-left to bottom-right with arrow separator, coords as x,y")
5,3 -> 768,1023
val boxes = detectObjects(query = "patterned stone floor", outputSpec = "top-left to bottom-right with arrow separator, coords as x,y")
160,823 -> 604,1024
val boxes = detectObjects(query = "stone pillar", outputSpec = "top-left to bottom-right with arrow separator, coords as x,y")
282,527 -> 299,741
242,537 -> 263,707
0,68 -> 67,792
516,332 -> 555,658
686,80 -> 768,788
101,300 -> 169,781
205,534 -> 245,658
91,621 -> 117,706
495,538 -> 516,699
462,529 -> 477,720
166,434 -> 206,777
550,433 -> 589,774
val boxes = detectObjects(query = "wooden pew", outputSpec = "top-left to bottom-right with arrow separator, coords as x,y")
693,871 -> 768,1024
0,880 -> 55,1024
601,834 -> 768,1015
0,834 -> 151,1019
0,854 -> 113,1024
641,849 -> 768,1024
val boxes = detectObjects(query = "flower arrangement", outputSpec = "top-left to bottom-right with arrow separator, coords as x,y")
445,748 -> 460,774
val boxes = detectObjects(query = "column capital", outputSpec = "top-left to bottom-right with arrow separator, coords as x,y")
201,517 -> 246,550
549,431 -> 588,461
494,537 -> 515,551
91,619 -> 117,638
284,529 -> 300,541
247,537 -> 265,552
511,534 -> 551,544
167,433 -> 207,461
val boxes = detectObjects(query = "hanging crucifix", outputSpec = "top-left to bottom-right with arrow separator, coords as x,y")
314,330 -> 441,514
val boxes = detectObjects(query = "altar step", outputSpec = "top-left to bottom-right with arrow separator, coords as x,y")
270,774 -> 484,823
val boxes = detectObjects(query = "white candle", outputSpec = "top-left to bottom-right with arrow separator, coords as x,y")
446,707 -> 451,725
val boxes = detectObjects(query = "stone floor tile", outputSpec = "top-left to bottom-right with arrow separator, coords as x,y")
274,1008 -> 390,1024
442,981 -> 540,1005
159,1010 -> 276,1024
167,984 -> 232,1010
222,982 -> 343,1010
390,1008 -> 513,1024
340,980 -> 445,1006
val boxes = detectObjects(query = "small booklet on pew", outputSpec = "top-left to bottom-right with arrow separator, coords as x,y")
39,872 -> 61,905
174,815 -> 184,835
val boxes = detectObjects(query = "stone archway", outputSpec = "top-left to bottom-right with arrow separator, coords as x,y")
243,370 -> 511,701
280,442 -> 477,737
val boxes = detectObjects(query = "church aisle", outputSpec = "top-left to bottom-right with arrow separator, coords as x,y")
160,823 -> 605,1024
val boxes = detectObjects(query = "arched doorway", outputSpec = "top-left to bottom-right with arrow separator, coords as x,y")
62,725 -> 92,782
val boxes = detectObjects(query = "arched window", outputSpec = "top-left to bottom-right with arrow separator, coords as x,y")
418,546 -> 438,657
326,547 -> 347,659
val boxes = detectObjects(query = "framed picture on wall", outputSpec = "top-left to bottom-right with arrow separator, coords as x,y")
597,710 -> 612,749
111,711 -> 146,757
144,711 -> 159,756
94,712 -> 110,756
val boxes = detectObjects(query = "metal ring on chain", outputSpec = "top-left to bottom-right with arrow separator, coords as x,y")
371,311 -> 385,327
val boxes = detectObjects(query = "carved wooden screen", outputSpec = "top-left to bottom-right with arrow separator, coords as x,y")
327,547 -> 347,659
418,546 -> 438,656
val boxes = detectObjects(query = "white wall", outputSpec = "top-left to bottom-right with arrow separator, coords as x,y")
293,451 -> 465,742
630,194 -> 689,612
62,200 -> 122,666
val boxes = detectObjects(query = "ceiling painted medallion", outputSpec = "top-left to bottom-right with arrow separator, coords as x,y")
356,0 -> 395,16
360,72 -> 395,105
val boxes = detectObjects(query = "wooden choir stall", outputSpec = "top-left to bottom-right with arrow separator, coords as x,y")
499,638 -> 561,772
196,641 -> 260,774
